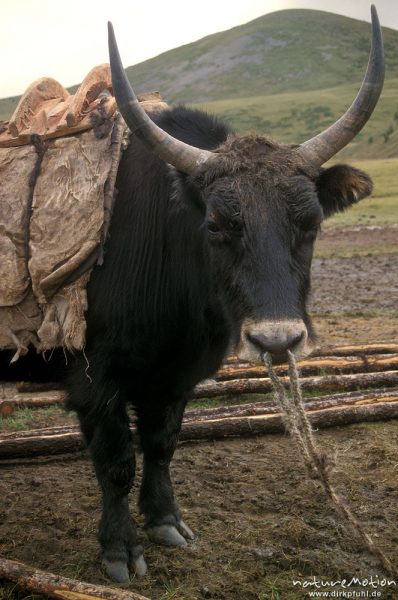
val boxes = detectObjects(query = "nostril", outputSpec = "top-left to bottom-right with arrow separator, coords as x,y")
290,331 -> 304,350
247,330 -> 305,356
247,333 -> 279,354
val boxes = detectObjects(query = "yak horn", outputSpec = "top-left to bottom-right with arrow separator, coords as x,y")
108,22 -> 214,175
297,5 -> 384,166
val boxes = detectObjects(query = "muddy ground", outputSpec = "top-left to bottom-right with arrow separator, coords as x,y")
0,226 -> 397,600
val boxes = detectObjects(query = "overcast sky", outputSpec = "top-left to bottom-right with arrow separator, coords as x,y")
1,0 -> 397,99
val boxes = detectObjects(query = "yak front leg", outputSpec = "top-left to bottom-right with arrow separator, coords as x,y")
91,414 -> 147,582
136,395 -> 194,547
69,380 -> 147,583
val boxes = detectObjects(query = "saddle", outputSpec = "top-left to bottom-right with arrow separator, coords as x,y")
0,65 -> 167,361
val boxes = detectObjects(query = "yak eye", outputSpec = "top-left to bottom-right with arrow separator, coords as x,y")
208,221 -> 221,234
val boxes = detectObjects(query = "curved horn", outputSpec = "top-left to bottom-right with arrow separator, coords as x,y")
297,5 -> 384,166
108,22 -> 214,174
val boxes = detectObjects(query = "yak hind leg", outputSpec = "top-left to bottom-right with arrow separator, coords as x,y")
68,379 -> 147,583
136,394 -> 194,547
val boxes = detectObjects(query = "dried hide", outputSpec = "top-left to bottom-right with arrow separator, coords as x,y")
0,65 -> 167,361
0,121 -> 120,360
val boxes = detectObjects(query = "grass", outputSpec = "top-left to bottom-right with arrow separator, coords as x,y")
159,583 -> 184,600
0,94 -> 19,122
314,241 -> 398,259
191,78 -> 398,160
62,552 -> 91,580
0,405 -> 64,433
259,578 -> 283,599
186,393 -> 273,410
0,407 -> 34,432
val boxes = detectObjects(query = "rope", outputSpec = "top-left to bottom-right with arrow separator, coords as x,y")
264,351 -> 396,578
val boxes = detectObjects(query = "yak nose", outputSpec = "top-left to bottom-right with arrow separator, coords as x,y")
238,319 -> 310,365
247,331 -> 304,358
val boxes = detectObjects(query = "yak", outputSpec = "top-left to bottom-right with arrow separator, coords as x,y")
46,7 -> 384,583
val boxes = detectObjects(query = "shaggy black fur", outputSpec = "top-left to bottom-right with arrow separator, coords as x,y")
1,105 -> 373,574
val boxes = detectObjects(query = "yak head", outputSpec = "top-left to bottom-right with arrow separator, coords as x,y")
107,6 -> 383,364
192,136 -> 373,363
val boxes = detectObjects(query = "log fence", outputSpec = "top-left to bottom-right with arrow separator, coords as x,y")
0,387 -> 397,460
2,368 -> 397,418
0,343 -> 397,461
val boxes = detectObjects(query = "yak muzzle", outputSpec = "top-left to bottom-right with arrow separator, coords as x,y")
237,319 -> 312,364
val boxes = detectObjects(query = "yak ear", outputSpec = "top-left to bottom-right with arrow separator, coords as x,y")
316,164 -> 373,219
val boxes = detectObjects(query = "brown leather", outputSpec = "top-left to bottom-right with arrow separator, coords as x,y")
0,64 -> 165,147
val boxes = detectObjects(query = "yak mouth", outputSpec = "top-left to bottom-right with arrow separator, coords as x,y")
236,318 -> 315,365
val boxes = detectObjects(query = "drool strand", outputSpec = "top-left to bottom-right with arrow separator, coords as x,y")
264,351 -> 396,578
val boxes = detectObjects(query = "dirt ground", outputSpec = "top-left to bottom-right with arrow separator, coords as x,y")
0,226 -> 397,600
310,225 -> 398,347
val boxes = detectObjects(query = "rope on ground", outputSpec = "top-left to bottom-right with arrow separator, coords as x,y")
264,350 -> 396,578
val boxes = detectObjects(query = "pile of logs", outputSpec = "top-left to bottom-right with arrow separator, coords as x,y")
0,343 -> 397,460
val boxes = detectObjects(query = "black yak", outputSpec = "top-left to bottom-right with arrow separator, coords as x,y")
63,7 -> 384,582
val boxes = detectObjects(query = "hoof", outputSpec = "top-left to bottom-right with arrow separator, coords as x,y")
148,524 -> 188,546
132,554 -> 148,578
177,520 -> 195,540
103,554 -> 148,582
102,559 -> 130,584
147,520 -> 195,546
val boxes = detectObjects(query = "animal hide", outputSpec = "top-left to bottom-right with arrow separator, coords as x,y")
0,64 -> 168,362
0,120 -> 122,361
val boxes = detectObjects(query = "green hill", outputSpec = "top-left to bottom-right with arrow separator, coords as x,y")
124,9 -> 398,103
192,77 -> 398,160
1,9 -> 397,158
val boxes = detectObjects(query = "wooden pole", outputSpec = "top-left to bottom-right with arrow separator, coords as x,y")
2,369 -> 397,416
1,394 -> 397,460
195,370 -> 398,399
16,381 -> 63,393
216,354 -> 398,381
0,428 -> 83,459
179,401 -> 398,441
0,392 -> 65,416
223,343 -> 398,365
0,556 -> 150,600
2,345 -> 397,413
184,389 -> 398,422
314,343 -> 398,357
7,347 -> 398,394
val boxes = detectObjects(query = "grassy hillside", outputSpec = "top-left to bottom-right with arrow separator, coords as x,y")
1,9 -> 397,158
123,9 -> 398,104
191,77 -> 398,159
0,95 -> 19,122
